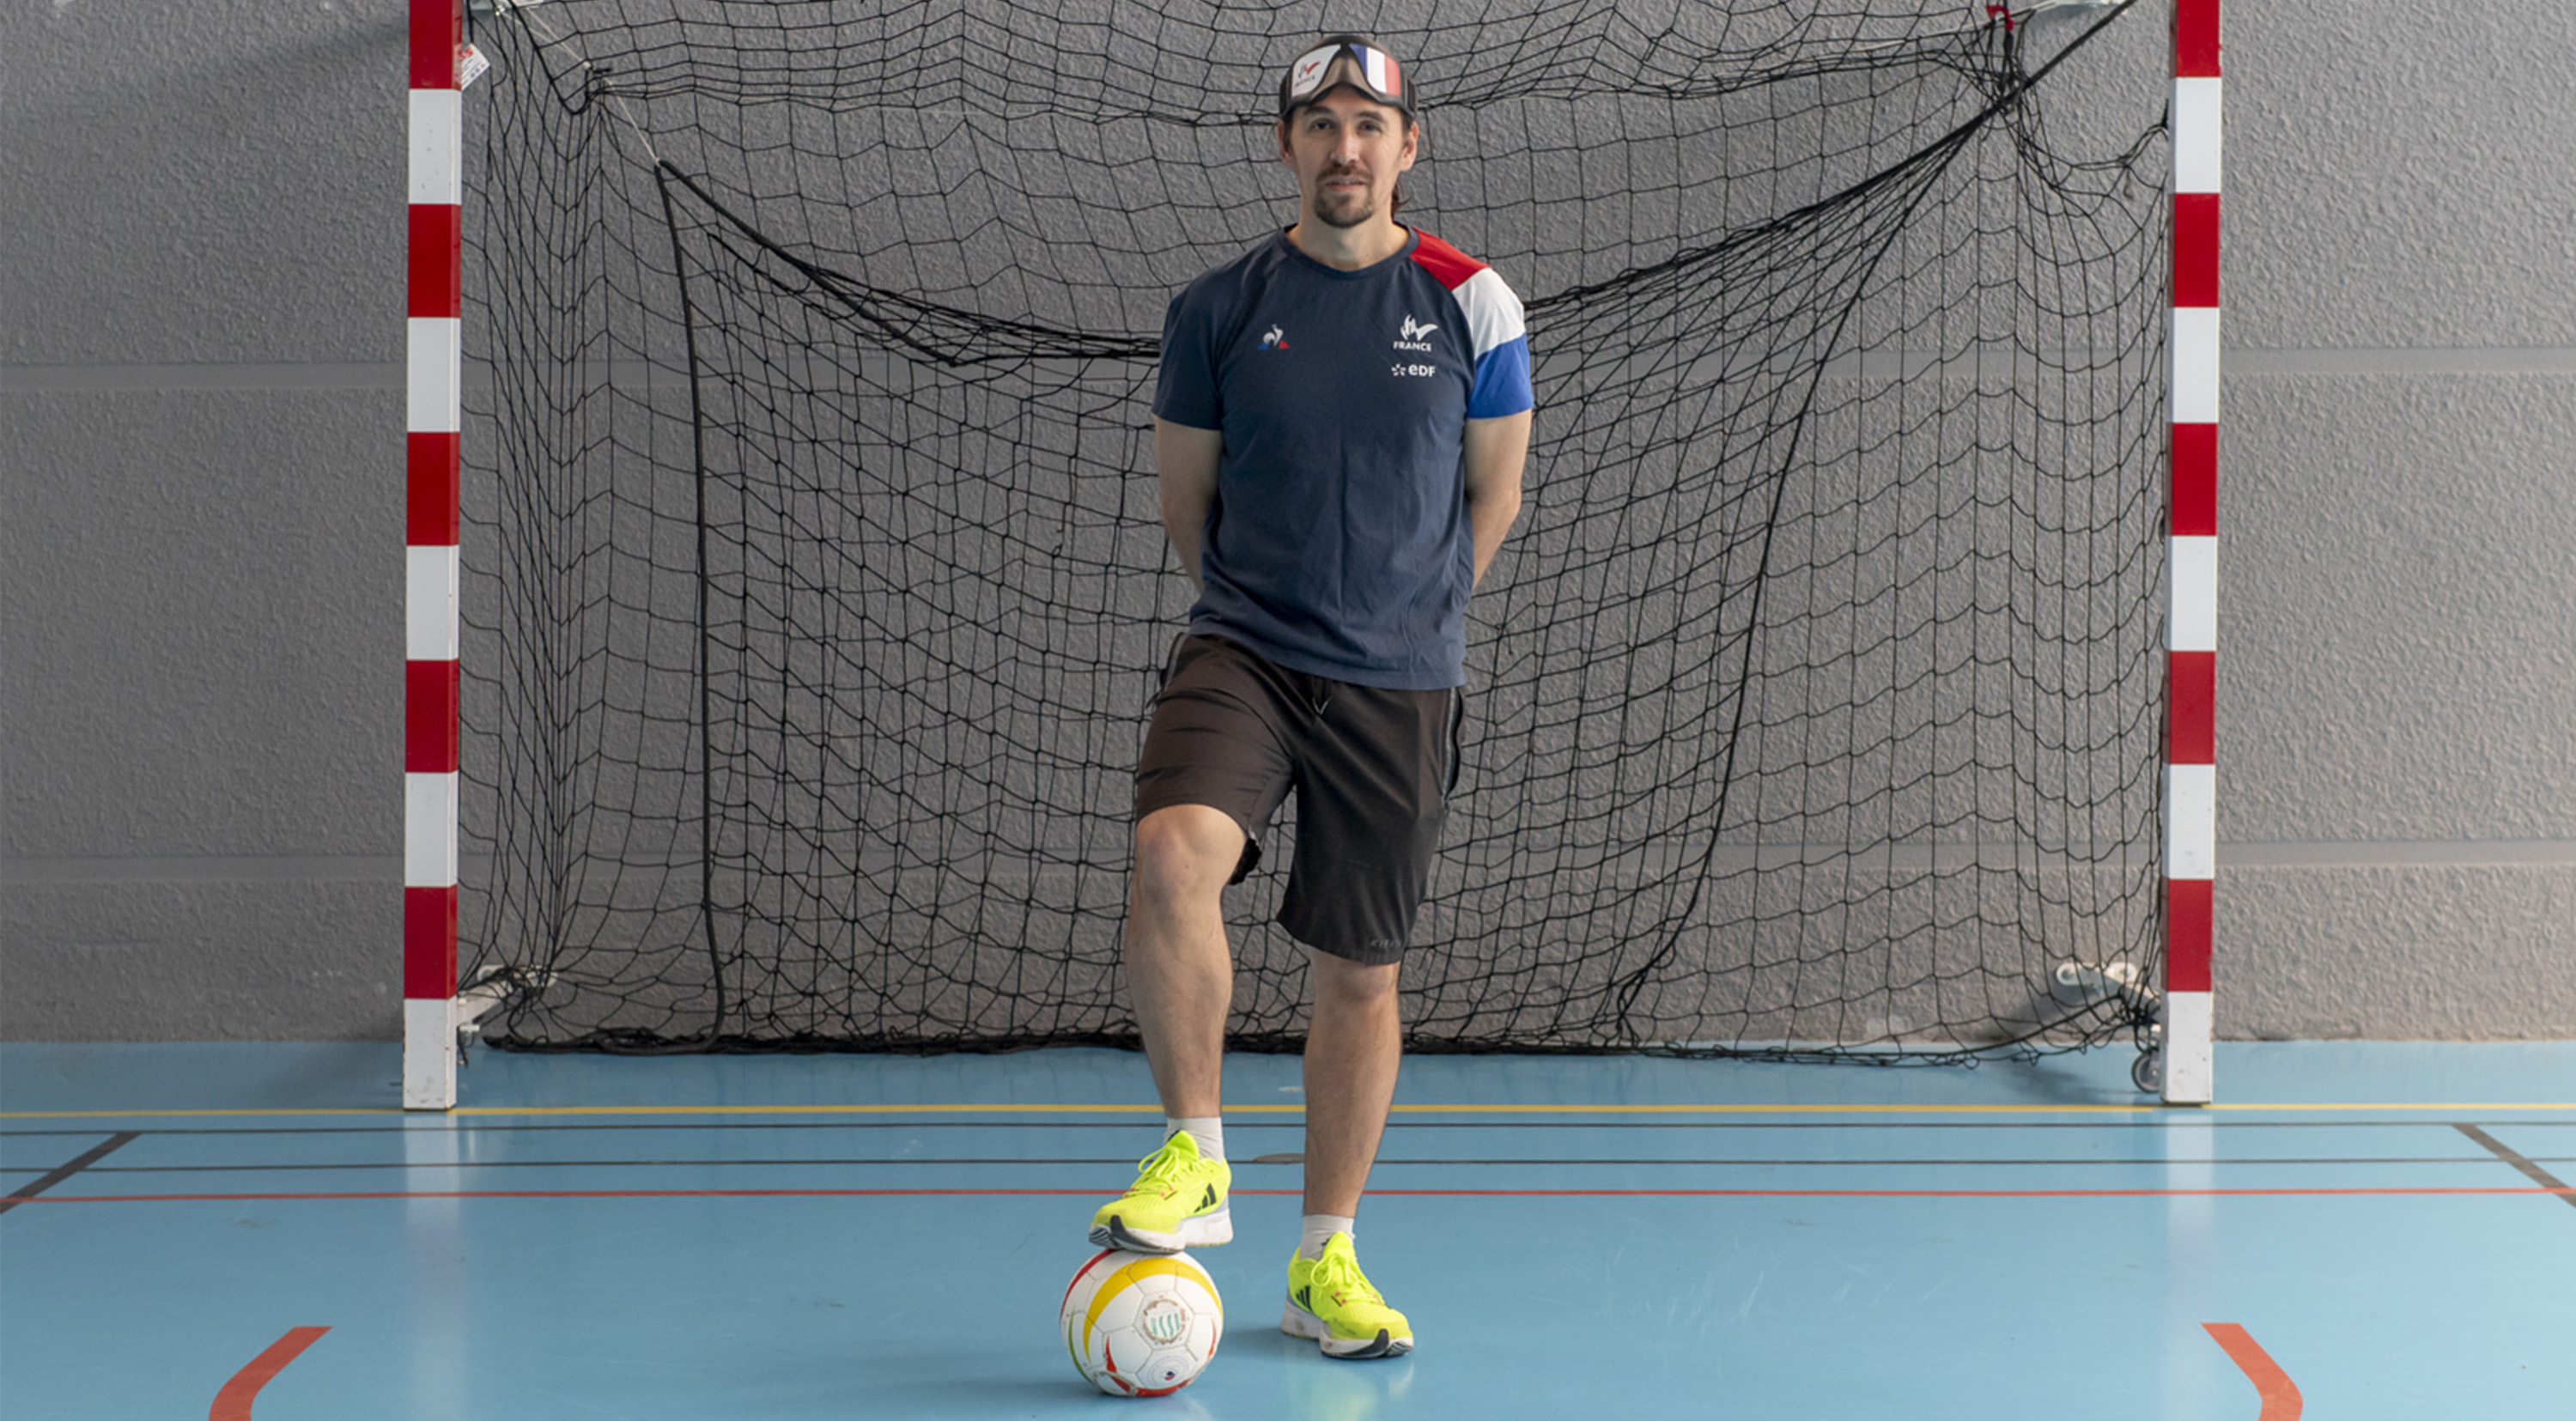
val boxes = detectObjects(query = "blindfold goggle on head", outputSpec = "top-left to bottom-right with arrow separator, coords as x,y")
1279,40 -> 1409,118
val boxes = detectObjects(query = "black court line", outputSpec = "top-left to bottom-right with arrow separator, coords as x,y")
2456,1124 -> 2576,1211
0,1132 -> 138,1215
6,1117 -> 2571,1140
15,1154 -> 2573,1176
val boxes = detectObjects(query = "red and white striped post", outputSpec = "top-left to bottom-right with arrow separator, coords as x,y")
2162,0 -> 2220,1104
405,0 -> 465,1110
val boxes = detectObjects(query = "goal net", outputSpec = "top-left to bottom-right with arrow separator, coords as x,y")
459,0 -> 2172,1059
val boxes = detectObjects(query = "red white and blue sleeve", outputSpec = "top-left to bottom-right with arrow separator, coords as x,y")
1412,233 -> 1534,420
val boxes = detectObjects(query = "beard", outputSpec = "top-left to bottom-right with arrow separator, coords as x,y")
1314,172 -> 1377,228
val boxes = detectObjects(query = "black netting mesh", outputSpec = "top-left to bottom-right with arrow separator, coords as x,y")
459,0 -> 2172,1060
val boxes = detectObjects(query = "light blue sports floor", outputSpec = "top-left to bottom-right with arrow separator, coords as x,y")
3,1041 -> 2570,1418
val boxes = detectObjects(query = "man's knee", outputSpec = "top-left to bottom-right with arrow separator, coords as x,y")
1309,950 -> 1400,1009
1133,805 -> 1243,911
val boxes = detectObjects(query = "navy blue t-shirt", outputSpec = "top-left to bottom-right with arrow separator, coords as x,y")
1152,228 -> 1533,690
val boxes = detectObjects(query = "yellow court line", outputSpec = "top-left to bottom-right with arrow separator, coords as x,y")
1,1108 -> 405,1120
2208,1102 -> 2576,1112
441,1102 -> 2173,1118
5,1101 -> 2572,1121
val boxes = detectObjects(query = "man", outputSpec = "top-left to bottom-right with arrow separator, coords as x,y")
1087,35 -> 1534,1361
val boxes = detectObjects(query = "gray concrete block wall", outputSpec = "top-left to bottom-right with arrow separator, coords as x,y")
3,0 -> 407,1041
3,0 -> 2569,1041
2217,1 -> 2576,1040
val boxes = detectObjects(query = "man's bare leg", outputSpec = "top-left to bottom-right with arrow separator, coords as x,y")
1301,950 -> 1402,1217
1126,804 -> 1244,1119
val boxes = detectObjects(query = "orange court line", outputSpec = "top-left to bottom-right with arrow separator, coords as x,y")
2203,1323 -> 2304,1420
210,1326 -> 330,1421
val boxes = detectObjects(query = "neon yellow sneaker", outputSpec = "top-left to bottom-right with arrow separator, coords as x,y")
1281,1233 -> 1413,1359
1087,1132 -> 1232,1254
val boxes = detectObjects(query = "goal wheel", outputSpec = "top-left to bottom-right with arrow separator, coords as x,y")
2131,1046 -> 2162,1095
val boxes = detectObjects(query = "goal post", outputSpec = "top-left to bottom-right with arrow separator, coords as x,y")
410,0 -> 2211,1102
404,0 -> 465,1110
2160,0 -> 2221,1106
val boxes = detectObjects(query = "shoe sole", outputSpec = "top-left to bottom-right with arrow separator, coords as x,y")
1280,1299 -> 1413,1359
1086,1203 -> 1232,1255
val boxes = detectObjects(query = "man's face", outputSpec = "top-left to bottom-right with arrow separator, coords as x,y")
1278,88 -> 1418,230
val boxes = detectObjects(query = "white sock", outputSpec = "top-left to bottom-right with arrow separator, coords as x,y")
1165,1116 -> 1224,1163
1297,1213 -> 1355,1260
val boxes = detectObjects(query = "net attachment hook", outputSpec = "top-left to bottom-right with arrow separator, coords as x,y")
2050,960 -> 2166,1095
453,963 -> 557,1066
2051,958 -> 2158,1015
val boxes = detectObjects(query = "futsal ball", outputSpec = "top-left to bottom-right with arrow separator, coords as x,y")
1059,1248 -> 1224,1396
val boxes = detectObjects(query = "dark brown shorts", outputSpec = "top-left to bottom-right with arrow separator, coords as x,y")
1134,635 -> 1456,966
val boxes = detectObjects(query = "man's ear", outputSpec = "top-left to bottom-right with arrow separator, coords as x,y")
1276,119 -> 1293,164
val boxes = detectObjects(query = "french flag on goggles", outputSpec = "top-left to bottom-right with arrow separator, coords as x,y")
1284,40 -> 1406,113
